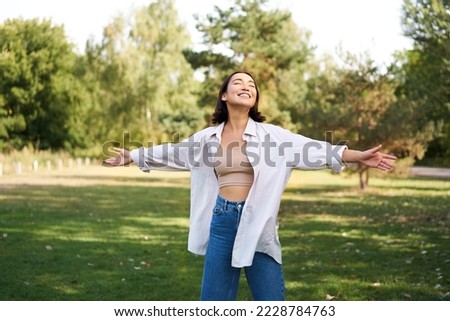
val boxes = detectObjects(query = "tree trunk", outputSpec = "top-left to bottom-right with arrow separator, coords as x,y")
359,165 -> 369,190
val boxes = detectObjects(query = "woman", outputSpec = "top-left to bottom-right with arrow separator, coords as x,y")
105,71 -> 397,300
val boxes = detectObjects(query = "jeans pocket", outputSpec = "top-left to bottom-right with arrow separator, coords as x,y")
212,205 -> 225,216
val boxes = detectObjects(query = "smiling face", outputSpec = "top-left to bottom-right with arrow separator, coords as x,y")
221,72 -> 258,109
211,71 -> 264,124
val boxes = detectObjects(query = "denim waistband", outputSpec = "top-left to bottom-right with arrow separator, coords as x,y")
216,194 -> 245,211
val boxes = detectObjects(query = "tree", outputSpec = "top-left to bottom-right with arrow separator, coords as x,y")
79,0 -> 202,151
296,50 -> 435,189
327,53 -> 397,189
186,0 -> 313,129
400,0 -> 450,165
129,0 -> 203,142
0,18 -> 86,151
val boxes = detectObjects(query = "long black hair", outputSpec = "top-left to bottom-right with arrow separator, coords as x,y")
210,71 -> 266,124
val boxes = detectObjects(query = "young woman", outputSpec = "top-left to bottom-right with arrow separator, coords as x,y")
104,71 -> 397,300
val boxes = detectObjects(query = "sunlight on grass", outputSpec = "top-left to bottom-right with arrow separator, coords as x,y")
1,166 -> 448,300
121,216 -> 189,227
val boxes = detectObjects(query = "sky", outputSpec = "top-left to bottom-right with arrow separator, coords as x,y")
1,0 -> 412,67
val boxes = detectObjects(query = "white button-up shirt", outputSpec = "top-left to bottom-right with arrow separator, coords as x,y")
130,118 -> 347,267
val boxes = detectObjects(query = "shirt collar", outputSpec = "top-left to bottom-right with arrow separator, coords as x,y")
210,121 -> 225,141
209,117 -> 257,141
243,118 -> 257,137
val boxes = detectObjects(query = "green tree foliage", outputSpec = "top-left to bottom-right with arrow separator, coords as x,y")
0,18 -> 86,151
79,0 -> 202,151
299,50 -> 438,188
400,0 -> 450,164
186,0 -> 312,128
300,53 -> 400,189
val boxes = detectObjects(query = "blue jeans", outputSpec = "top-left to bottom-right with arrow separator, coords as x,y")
200,195 -> 285,301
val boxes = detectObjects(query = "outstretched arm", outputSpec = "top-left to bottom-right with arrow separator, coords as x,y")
342,144 -> 397,171
103,147 -> 132,167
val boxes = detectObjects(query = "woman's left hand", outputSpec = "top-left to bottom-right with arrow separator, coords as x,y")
360,145 -> 397,171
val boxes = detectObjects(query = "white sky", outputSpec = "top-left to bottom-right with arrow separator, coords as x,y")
1,0 -> 412,66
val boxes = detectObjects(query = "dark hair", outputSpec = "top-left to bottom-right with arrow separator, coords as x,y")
210,71 -> 266,124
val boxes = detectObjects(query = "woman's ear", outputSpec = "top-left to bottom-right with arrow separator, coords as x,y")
221,92 -> 227,101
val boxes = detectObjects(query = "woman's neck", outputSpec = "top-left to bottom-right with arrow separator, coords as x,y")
225,106 -> 250,131
225,114 -> 249,134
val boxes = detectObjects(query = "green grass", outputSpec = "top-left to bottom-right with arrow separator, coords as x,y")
0,167 -> 448,300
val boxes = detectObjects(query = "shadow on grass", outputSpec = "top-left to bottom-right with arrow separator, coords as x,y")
0,183 -> 205,300
0,177 -> 448,300
279,186 -> 449,301
50,175 -> 191,185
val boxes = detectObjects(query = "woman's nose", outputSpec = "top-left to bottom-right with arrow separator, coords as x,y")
243,83 -> 251,90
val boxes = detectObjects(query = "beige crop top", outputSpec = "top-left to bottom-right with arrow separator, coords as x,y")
214,144 -> 254,188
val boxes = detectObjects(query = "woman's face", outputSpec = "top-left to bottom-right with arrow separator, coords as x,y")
221,73 -> 258,109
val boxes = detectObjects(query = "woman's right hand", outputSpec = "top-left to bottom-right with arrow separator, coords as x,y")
103,147 -> 132,166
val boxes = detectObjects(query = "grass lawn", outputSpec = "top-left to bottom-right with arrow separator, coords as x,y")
0,165 -> 448,300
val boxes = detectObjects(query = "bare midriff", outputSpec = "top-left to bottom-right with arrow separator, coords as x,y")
219,185 -> 252,202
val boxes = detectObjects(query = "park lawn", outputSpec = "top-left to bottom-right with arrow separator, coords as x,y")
0,166 -> 448,301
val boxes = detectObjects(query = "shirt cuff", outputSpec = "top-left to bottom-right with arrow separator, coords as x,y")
330,145 -> 348,173
130,147 -> 151,173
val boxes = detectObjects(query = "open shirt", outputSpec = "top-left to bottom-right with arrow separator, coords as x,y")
130,118 -> 347,267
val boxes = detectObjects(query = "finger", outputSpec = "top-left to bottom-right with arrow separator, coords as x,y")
378,161 -> 393,171
383,154 -> 397,160
368,144 -> 383,154
102,159 -> 116,167
381,164 -> 393,170
102,158 -> 116,167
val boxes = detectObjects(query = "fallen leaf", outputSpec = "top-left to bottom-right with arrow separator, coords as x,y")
325,294 -> 336,301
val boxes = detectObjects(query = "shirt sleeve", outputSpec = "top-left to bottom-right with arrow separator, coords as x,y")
271,125 -> 347,173
129,134 -> 201,172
